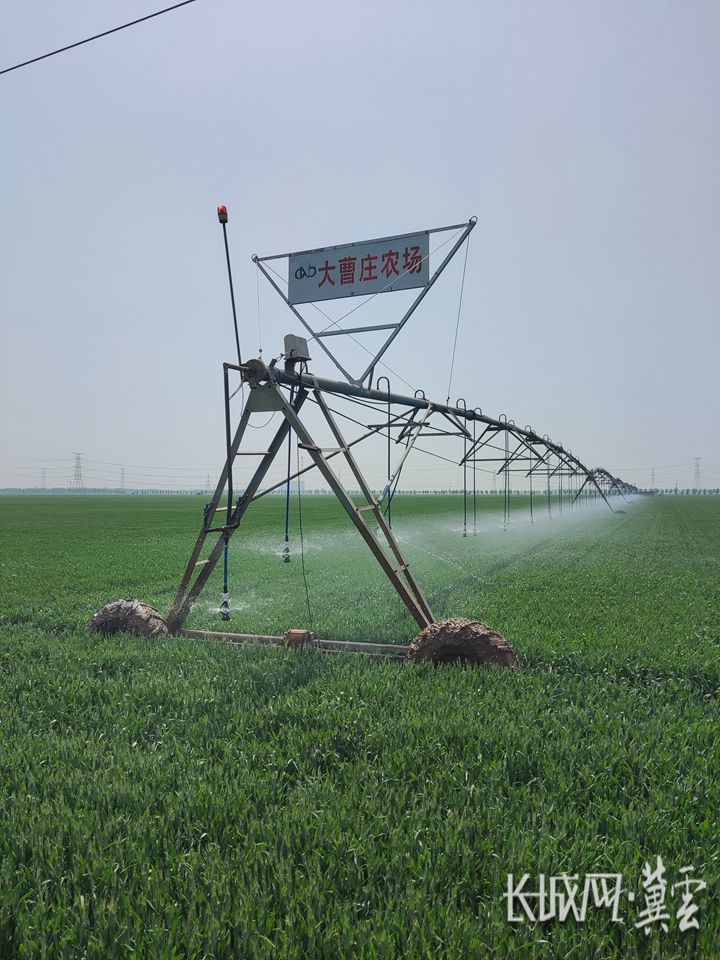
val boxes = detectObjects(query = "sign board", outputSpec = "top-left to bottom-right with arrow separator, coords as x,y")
288,232 -> 430,305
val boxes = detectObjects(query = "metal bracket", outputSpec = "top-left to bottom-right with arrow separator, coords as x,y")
253,218 -> 477,387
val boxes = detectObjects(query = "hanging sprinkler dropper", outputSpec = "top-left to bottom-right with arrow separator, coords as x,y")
282,386 -> 295,563
220,534 -> 231,621
217,204 -> 242,619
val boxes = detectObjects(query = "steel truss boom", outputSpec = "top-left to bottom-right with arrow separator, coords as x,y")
269,365 -> 633,505
166,358 -> 637,634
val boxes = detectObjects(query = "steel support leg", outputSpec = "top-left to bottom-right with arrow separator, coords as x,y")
275,385 -> 434,629
167,389 -> 308,631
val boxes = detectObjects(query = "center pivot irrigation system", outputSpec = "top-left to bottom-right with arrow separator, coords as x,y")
130,207 -> 638,664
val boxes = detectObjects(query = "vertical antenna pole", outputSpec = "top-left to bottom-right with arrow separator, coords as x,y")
217,205 -> 242,368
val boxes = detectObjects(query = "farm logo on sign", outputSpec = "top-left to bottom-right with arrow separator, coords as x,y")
288,231 -> 430,305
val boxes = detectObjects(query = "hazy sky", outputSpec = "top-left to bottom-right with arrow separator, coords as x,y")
2,0 -> 719,492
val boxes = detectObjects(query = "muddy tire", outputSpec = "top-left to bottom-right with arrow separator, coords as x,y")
406,617 -> 519,668
88,599 -> 169,638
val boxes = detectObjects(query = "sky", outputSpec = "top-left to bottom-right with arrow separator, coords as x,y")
1,0 -> 719,493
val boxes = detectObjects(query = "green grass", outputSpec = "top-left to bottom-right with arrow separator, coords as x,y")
0,493 -> 718,958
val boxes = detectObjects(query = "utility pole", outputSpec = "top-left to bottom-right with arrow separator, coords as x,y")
651,467 -> 655,491
41,467 -> 46,490
71,452 -> 84,491
121,467 -> 125,493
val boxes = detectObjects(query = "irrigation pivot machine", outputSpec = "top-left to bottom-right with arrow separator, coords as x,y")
93,209 -> 638,664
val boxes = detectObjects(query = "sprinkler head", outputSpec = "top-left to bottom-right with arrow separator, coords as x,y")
217,204 -> 228,224
282,546 -> 291,564
220,590 -> 231,621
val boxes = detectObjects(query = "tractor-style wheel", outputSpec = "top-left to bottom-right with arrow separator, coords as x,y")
89,599 -> 168,638
406,617 -> 519,668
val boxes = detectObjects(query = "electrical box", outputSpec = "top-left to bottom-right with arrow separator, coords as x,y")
284,334 -> 311,363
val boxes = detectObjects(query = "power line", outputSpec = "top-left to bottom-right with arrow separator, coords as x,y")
0,456 -> 72,463
83,457 -> 213,473
0,0 -> 200,77
612,462 -> 691,472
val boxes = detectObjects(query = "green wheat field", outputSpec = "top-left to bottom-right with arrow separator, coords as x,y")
1,493 -> 718,958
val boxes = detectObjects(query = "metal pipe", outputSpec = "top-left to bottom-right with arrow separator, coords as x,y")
181,628 -> 409,658
228,361 -> 632,505
254,220 -> 472,263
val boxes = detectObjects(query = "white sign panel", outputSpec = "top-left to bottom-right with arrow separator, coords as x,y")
288,232 -> 430,305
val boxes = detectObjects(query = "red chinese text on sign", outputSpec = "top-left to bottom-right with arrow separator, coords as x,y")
403,245 -> 423,274
339,257 -> 356,285
287,229 -> 430,305
381,249 -> 400,279
360,254 -> 378,282
318,260 -> 335,287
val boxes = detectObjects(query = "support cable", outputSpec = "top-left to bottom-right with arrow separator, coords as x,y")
311,229 -> 465,338
261,254 -> 416,391
445,236 -> 470,405
259,228 -> 468,391
305,392 -> 497,473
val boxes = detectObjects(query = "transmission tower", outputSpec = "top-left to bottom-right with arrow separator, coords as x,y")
41,467 -> 46,490
651,468 -> 655,491
693,457 -> 702,492
121,467 -> 125,492
71,452 -> 84,491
